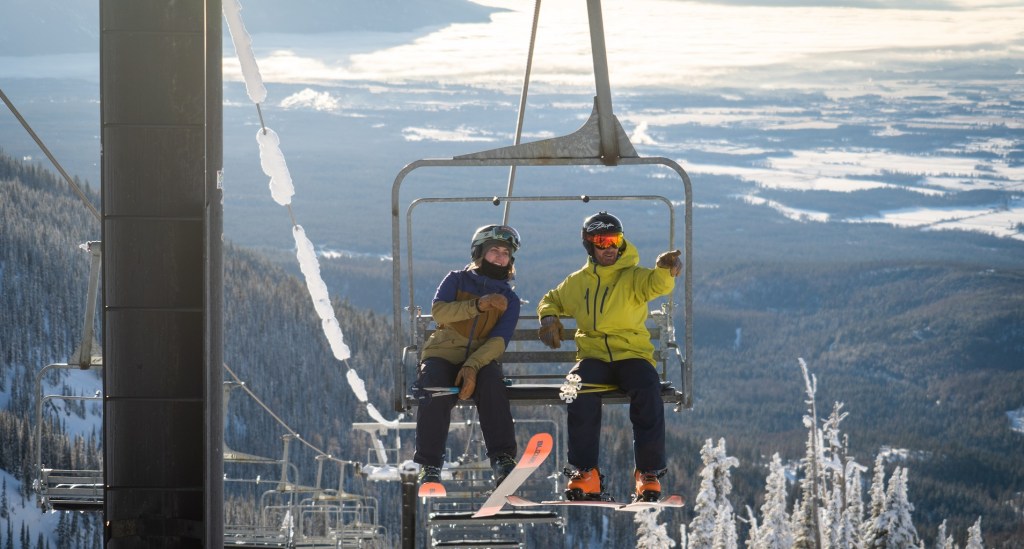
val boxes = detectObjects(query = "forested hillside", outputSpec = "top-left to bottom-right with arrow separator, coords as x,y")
3,149 -> 1024,546
1,148 -> 402,533
222,243 -> 395,480
684,262 -> 1024,543
1,151 -> 102,547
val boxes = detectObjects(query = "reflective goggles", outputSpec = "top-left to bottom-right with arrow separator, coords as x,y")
585,232 -> 624,249
478,225 -> 521,251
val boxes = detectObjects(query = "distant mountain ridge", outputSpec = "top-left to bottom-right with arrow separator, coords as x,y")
0,0 -> 497,56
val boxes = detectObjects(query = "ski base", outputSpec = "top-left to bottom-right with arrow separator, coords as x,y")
506,493 -> 685,511
616,494 -> 686,512
506,494 -> 622,509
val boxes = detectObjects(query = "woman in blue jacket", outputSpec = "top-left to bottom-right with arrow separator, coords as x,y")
414,224 -> 522,490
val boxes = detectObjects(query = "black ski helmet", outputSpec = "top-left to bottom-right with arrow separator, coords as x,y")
470,224 -> 521,261
581,211 -> 624,255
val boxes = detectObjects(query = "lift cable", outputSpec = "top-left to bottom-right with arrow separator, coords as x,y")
0,86 -> 101,222
223,361 -> 350,464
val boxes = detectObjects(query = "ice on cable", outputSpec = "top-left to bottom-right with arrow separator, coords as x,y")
346,369 -> 368,402
294,225 -> 351,360
257,128 -> 295,206
223,0 -> 267,104
367,403 -> 399,429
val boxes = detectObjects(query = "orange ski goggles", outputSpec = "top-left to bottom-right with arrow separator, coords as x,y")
585,232 -> 624,249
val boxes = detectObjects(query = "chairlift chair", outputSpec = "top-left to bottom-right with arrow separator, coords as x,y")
389,0 -> 693,414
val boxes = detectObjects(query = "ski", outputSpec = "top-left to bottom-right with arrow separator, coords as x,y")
417,481 -> 446,497
615,494 -> 686,512
471,432 -> 553,518
506,493 -> 685,511
506,494 -> 622,509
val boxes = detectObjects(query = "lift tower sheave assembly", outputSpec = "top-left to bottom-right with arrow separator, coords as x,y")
100,1 -> 224,546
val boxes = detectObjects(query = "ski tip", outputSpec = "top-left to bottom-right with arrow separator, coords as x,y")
505,495 -> 537,507
471,505 -> 502,518
521,432 -> 553,466
417,482 -> 446,497
661,494 -> 685,506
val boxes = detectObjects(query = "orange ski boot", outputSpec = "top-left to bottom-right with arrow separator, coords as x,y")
633,469 -> 663,503
564,467 -> 605,501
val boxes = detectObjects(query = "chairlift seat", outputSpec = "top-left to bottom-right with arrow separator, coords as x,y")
403,313 -> 686,409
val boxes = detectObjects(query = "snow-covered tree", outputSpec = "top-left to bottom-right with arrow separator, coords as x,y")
821,402 -> 849,480
793,359 -> 824,549
845,462 -> 866,538
745,505 -> 760,544
964,517 -> 983,549
935,520 -> 955,549
751,453 -> 794,549
819,402 -> 866,549
687,438 -> 739,549
824,473 -> 860,549
863,467 -> 918,548
861,454 -> 888,544
888,468 -> 918,547
636,507 -> 676,549
712,504 -> 738,549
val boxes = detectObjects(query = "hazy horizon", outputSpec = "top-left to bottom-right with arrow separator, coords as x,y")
2,0 -> 1022,248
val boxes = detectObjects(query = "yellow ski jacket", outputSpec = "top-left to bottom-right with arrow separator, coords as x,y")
536,239 -> 674,366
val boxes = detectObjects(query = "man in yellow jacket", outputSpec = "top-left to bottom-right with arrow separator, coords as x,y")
537,212 -> 681,503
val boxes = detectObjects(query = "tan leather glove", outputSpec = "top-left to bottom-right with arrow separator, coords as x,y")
656,249 -> 683,277
476,294 -> 509,314
454,366 -> 477,399
538,316 -> 563,349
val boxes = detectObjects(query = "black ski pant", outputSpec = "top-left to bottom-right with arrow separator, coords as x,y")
566,357 -> 666,473
413,357 -> 517,468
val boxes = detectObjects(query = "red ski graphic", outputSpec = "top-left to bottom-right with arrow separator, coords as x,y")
417,481 -> 446,497
471,432 -> 553,518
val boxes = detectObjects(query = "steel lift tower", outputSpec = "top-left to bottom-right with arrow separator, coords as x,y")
100,1 -> 223,546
